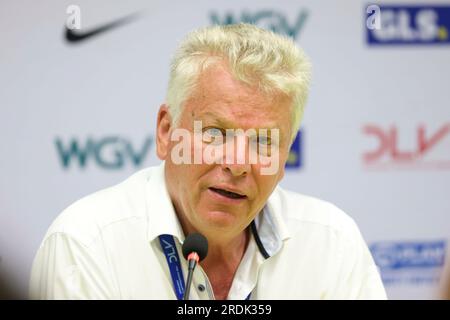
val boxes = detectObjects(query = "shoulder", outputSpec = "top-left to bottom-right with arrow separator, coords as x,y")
264,187 -> 386,299
42,166 -> 158,247
271,186 -> 362,242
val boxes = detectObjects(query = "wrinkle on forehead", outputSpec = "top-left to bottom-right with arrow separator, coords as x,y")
181,62 -> 293,142
195,62 -> 278,103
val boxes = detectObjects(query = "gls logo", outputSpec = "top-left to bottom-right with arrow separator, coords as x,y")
55,136 -> 153,170
210,9 -> 309,39
362,123 -> 450,169
366,5 -> 450,45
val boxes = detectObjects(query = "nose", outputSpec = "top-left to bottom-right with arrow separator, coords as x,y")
221,134 -> 252,177
223,162 -> 250,177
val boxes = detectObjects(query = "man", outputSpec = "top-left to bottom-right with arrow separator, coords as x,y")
30,23 -> 387,299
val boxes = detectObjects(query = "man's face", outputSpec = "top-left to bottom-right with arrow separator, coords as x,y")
157,63 -> 293,240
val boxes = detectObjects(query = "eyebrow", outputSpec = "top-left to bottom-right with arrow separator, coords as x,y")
195,111 -> 230,127
195,111 -> 280,130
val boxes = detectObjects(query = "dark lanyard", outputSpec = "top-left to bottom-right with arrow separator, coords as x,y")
159,220 -> 269,300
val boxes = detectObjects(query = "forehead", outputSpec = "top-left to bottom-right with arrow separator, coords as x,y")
182,63 -> 292,132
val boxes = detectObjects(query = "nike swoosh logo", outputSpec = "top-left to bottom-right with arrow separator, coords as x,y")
65,12 -> 140,44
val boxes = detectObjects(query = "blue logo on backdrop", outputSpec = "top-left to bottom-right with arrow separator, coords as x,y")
370,240 -> 446,286
210,10 -> 309,40
286,130 -> 303,169
366,5 -> 450,45
55,136 -> 153,170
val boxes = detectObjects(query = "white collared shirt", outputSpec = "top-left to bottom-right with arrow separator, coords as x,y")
29,162 -> 387,299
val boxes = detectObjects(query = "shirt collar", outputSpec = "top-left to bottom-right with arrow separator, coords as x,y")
144,161 -> 291,251
145,161 -> 186,243
264,185 -> 291,242
253,187 -> 291,257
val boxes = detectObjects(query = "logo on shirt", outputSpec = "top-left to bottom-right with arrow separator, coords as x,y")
210,9 -> 309,40
366,5 -> 450,45
160,238 -> 179,263
361,123 -> 450,170
55,135 -> 153,170
370,240 -> 446,286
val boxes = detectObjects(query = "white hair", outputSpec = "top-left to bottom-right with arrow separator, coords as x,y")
165,23 -> 311,142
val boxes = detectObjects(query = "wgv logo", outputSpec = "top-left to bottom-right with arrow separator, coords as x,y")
366,5 -> 450,45
55,135 -> 153,170
362,123 -> 450,169
210,9 -> 309,39
286,130 -> 303,169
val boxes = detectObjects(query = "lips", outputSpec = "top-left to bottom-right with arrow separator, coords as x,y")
209,187 -> 247,200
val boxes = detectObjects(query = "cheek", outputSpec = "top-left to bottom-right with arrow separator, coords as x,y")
182,163 -> 213,201
253,173 -> 280,201
276,157 -> 286,180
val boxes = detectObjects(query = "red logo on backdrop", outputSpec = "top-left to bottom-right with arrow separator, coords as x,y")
362,123 -> 450,169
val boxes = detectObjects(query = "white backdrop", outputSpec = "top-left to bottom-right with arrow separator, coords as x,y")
1,0 -> 449,299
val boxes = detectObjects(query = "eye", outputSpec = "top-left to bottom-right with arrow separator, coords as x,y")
204,127 -> 224,137
202,127 -> 225,144
256,133 -> 274,157
258,135 -> 271,146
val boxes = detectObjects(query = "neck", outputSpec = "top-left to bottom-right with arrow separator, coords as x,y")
172,202 -> 250,300
167,186 -> 250,271
202,229 -> 249,268
173,205 -> 250,270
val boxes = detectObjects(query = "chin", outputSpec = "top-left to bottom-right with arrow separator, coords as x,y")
199,210 -> 240,230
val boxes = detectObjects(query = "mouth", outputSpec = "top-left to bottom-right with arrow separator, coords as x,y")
208,187 -> 247,200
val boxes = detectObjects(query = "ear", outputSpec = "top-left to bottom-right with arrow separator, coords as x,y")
156,104 -> 172,160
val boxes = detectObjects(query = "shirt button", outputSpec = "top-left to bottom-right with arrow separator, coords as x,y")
198,284 -> 206,292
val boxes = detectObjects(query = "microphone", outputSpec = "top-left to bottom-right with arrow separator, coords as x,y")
181,233 -> 208,300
